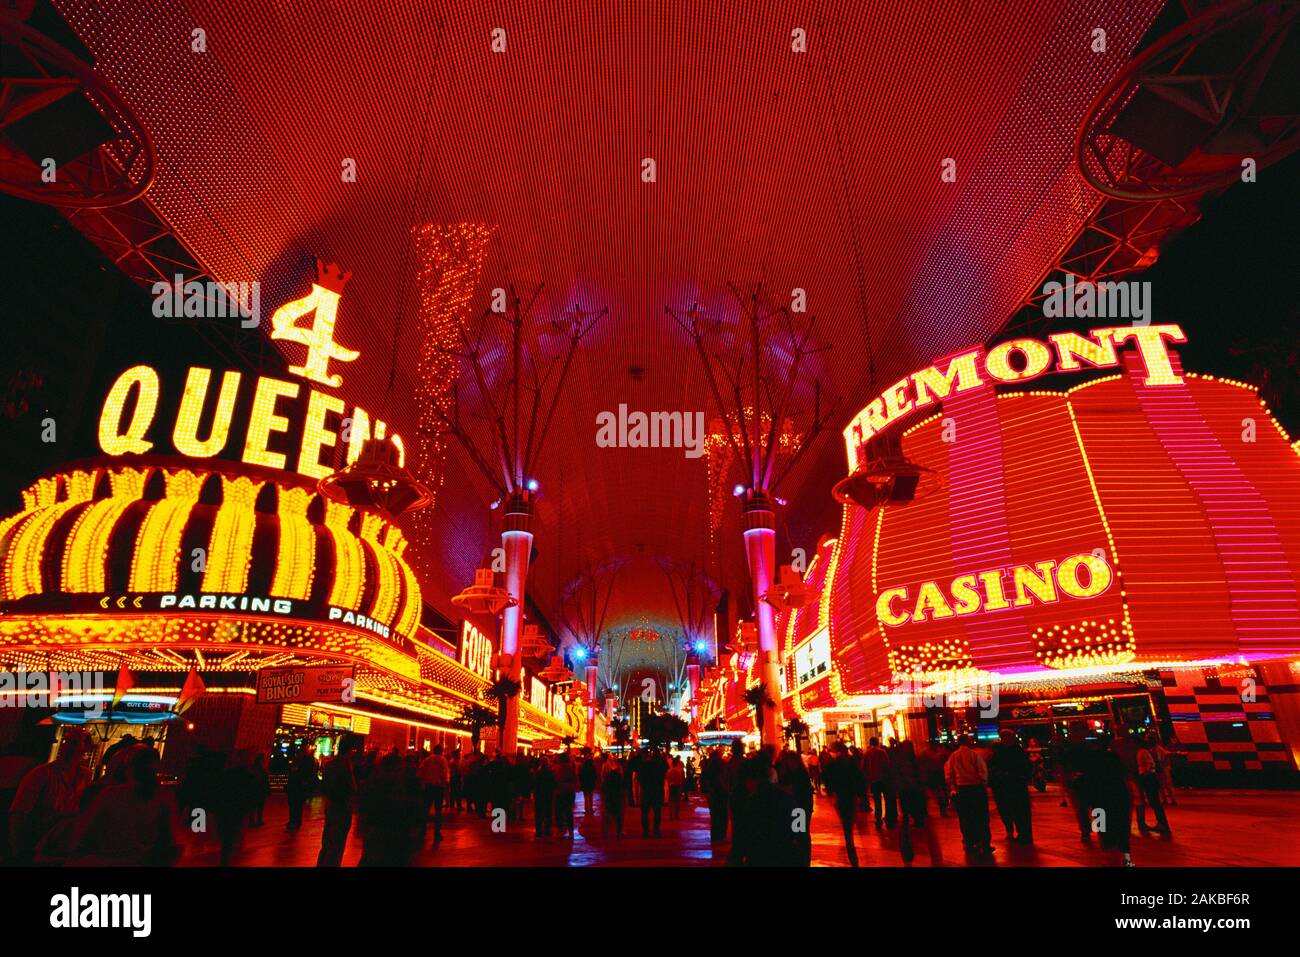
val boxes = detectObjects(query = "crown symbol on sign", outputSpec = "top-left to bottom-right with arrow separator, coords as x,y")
314,257 -> 352,294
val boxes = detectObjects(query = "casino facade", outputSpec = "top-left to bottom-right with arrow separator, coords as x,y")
0,269 -> 584,771
698,328 -> 1300,787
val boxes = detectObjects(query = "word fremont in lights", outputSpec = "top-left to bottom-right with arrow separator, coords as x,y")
842,324 -> 1188,470
876,551 -> 1114,627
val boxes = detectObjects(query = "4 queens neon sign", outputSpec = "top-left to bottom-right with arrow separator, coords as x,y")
843,324 -> 1187,471
97,261 -> 403,481
876,552 -> 1114,628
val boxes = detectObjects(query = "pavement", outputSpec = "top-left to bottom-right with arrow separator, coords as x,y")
178,784 -> 1300,867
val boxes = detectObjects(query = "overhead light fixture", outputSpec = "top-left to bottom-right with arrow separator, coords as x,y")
761,564 -> 818,612
833,431 -> 942,510
317,436 -> 432,519
451,568 -> 516,617
538,655 -> 573,683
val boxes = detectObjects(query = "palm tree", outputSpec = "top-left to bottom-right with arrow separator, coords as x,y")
784,716 -> 810,750
483,677 -> 521,740
744,685 -> 774,737
663,713 -> 690,749
455,702 -> 498,749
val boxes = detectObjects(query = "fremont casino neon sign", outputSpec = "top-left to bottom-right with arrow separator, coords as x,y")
842,324 -> 1187,470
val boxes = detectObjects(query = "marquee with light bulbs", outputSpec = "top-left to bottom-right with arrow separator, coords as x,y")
0,263 -> 578,745
701,327 -> 1300,775
825,339 -> 1300,691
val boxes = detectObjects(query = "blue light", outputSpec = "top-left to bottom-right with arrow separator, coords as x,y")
694,640 -> 706,653
526,478 -> 540,492
732,484 -> 745,497
574,647 -> 586,660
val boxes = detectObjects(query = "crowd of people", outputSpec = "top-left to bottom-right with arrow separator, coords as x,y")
798,728 -> 1177,867
4,729 -> 183,865
1,724 -> 1181,867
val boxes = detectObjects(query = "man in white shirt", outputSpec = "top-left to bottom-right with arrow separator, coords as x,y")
419,745 -> 451,846
944,735 -> 992,854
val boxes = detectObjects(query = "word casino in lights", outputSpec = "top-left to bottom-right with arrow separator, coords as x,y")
699,324 -> 1300,785
0,263 -> 579,768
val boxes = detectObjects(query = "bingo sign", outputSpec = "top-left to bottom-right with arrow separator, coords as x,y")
256,664 -> 355,705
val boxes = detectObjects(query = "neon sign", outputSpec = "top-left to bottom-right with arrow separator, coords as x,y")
268,261 -> 360,388
842,324 -> 1187,470
459,621 -> 494,679
96,261 -> 402,480
875,552 -> 1114,627
528,675 -> 548,710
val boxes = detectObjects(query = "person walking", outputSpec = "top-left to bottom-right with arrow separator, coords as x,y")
1089,739 -> 1135,866
627,750 -> 642,808
358,752 -> 422,866
553,752 -> 578,837
578,752 -> 598,816
418,744 -> 451,846
67,747 -> 179,866
1060,727 -> 1094,842
988,730 -> 1033,844
247,753 -> 270,827
464,747 -> 485,818
701,751 -> 729,843
1114,732 -> 1146,832
945,735 -> 992,856
8,729 -> 93,866
213,751 -> 255,866
886,741 -> 923,861
639,748 -> 668,837
723,741 -> 746,844
448,748 -> 463,812
1135,735 -> 1172,836
823,741 -> 865,867
600,757 -> 626,837
865,737 -> 896,829
890,740 -> 927,829
285,747 -> 315,831
918,743 -> 949,817
728,752 -> 801,867
805,749 -> 821,795
316,740 -> 358,866
1152,737 -> 1176,806
483,752 -> 511,822
533,757 -> 556,837
777,749 -> 815,866
666,756 -> 686,820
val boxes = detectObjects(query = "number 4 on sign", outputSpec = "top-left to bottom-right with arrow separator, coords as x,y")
269,259 -> 359,388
